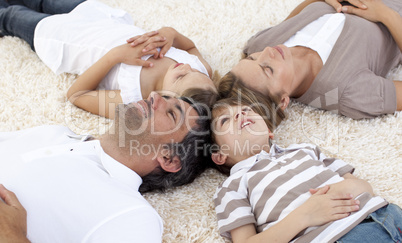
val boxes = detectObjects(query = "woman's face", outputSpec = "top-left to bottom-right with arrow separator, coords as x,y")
162,63 -> 216,96
231,45 -> 294,97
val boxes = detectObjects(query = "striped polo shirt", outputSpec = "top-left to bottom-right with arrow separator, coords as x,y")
214,143 -> 387,242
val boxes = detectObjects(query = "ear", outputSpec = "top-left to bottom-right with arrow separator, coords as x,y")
279,96 -> 290,110
156,155 -> 182,173
211,151 -> 228,165
268,130 -> 274,140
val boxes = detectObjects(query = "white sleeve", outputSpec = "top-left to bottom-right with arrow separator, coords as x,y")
84,207 -> 163,243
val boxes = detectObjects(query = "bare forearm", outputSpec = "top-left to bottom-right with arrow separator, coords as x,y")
393,81 -> 402,111
67,48 -> 119,101
381,8 -> 402,53
165,27 -> 196,51
285,0 -> 322,20
249,212 -> 307,243
329,175 -> 374,198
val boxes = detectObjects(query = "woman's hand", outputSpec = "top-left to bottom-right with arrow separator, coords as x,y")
127,27 -> 177,58
297,185 -> 360,227
339,0 -> 391,23
325,0 -> 367,13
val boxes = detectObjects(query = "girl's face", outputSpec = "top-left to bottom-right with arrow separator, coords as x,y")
212,104 -> 273,162
231,45 -> 294,98
162,63 -> 216,96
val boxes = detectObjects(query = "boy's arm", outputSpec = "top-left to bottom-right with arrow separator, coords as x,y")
315,173 -> 375,198
66,43 -> 157,118
231,186 -> 359,243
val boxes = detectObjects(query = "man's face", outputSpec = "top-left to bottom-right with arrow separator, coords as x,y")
115,92 -> 199,153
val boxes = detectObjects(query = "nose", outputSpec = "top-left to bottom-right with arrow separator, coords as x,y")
148,91 -> 167,110
234,110 -> 247,120
260,46 -> 274,59
182,64 -> 192,71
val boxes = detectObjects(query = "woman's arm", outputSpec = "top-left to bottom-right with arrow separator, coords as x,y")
341,0 -> 402,111
285,0 -> 367,20
393,81 -> 402,111
231,186 -> 359,243
67,43 -> 158,119
341,0 -> 402,52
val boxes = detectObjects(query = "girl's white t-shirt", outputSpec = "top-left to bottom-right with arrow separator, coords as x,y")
34,0 -> 209,104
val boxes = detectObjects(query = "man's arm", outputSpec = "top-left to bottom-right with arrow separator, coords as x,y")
0,185 -> 30,243
230,186 -> 359,243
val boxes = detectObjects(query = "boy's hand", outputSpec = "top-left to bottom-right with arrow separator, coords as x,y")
0,184 -> 30,243
298,185 -> 360,228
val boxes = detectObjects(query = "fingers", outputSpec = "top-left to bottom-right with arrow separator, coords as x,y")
140,37 -> 167,52
344,0 -> 367,10
325,0 -> 345,12
0,184 -> 23,209
130,34 -> 166,48
325,0 -> 367,13
159,44 -> 170,58
312,185 -> 330,195
127,30 -> 159,45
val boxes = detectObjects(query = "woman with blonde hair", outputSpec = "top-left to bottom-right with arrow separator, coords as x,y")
218,0 -> 402,120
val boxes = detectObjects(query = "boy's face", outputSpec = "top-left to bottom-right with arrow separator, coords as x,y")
212,104 -> 272,163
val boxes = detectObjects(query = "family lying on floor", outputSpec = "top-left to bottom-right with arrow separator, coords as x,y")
0,0 -> 401,242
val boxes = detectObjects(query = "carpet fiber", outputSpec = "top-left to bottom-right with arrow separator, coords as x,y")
0,0 -> 401,242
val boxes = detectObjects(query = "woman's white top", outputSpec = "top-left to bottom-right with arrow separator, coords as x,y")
34,0 -> 209,104
284,13 -> 345,65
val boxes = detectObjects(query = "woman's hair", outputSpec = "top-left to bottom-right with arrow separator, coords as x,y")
181,87 -> 218,108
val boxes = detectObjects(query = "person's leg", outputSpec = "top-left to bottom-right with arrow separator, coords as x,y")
0,4 -> 48,50
18,0 -> 85,14
336,204 -> 402,242
0,0 -> 8,8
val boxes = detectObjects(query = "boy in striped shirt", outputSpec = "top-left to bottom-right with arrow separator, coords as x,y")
210,97 -> 402,242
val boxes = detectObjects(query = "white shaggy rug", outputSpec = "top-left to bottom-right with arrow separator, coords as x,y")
0,0 -> 401,242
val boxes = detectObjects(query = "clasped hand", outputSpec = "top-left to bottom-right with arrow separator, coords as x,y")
126,27 -> 176,59
326,0 -> 390,23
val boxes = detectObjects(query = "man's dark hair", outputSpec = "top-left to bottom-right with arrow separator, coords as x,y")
139,97 -> 213,193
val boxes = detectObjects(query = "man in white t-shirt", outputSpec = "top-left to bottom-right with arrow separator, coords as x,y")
0,92 -> 212,243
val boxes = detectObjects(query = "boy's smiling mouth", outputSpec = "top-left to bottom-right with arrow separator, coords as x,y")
240,119 -> 254,129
